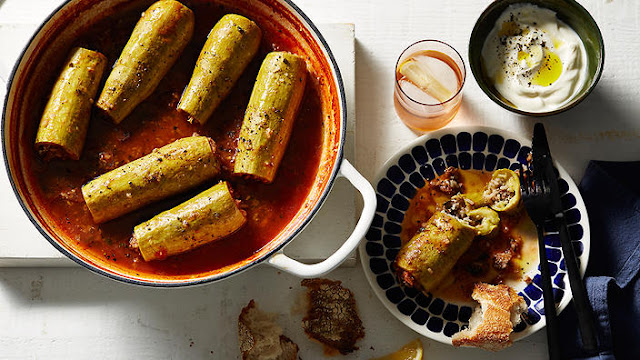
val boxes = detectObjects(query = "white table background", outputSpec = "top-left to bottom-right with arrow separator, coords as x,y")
0,0 -> 638,359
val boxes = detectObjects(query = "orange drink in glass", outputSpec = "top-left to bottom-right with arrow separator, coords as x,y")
394,40 -> 466,131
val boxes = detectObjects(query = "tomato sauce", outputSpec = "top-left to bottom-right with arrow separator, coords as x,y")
23,2 -> 324,276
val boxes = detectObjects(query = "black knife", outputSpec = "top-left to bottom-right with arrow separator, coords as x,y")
532,123 -> 599,353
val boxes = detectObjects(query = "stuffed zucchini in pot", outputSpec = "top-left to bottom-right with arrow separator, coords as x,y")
233,51 -> 307,183
35,47 -> 107,160
96,0 -> 194,123
131,181 -> 246,261
178,14 -> 262,124
81,136 -> 220,224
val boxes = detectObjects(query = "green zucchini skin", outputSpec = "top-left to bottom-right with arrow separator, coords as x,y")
233,52 -> 307,183
178,14 -> 262,124
132,181 -> 246,261
467,206 -> 501,237
394,212 -> 476,293
35,47 -> 107,160
96,0 -> 194,123
81,136 -> 220,224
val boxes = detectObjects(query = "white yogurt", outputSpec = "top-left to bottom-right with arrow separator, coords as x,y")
481,3 -> 588,112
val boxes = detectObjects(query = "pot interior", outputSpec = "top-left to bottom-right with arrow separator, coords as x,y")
3,0 -> 345,285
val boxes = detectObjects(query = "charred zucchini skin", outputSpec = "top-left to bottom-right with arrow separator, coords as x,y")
133,181 -> 246,261
96,0 -> 194,123
81,136 -> 220,224
178,14 -> 262,124
395,212 -> 476,293
233,52 -> 307,183
35,47 -> 107,160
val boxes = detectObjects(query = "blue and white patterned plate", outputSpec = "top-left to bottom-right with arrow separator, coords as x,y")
358,126 -> 590,345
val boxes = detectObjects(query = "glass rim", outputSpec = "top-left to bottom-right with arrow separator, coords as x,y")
395,39 -> 467,107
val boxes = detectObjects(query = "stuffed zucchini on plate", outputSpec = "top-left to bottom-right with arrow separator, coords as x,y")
395,167 -> 535,302
359,127 -> 590,346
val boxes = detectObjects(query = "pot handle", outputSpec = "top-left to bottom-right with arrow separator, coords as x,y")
267,159 -> 376,278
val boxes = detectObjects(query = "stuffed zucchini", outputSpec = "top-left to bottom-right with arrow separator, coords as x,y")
35,47 -> 107,160
233,52 -> 307,183
395,211 -> 477,293
467,207 -> 501,237
96,0 -> 194,123
81,136 -> 220,223
131,181 -> 246,261
178,14 -> 262,124
482,169 -> 521,213
442,195 -> 501,237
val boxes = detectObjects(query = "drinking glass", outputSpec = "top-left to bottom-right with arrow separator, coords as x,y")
394,40 -> 466,131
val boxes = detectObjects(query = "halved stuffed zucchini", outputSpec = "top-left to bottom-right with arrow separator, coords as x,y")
482,169 -> 521,213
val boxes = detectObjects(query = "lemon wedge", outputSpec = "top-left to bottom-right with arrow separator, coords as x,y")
370,339 -> 423,360
399,58 -> 453,103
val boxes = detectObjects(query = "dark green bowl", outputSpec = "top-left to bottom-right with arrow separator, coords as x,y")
469,0 -> 604,116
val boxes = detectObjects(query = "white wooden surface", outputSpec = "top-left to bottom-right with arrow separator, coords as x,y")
0,0 -> 638,359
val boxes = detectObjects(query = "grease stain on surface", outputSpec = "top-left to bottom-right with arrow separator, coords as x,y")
30,275 -> 43,301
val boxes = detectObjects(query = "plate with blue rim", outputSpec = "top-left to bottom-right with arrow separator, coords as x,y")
358,126 -> 590,345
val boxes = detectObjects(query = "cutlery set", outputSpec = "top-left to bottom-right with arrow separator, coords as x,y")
522,123 -> 598,358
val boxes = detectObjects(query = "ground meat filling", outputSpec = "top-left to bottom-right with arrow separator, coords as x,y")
483,173 -> 515,207
442,195 -> 478,226
430,167 -> 463,195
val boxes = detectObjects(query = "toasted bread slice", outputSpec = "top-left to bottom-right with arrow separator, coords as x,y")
238,300 -> 298,360
452,283 -> 527,351
301,278 -> 365,355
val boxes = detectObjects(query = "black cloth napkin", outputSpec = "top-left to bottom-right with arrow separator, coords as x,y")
559,161 -> 640,359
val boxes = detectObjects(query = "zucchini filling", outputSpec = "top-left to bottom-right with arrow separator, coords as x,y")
482,169 -> 521,212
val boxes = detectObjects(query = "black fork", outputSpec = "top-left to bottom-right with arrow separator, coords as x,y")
519,164 -> 561,360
